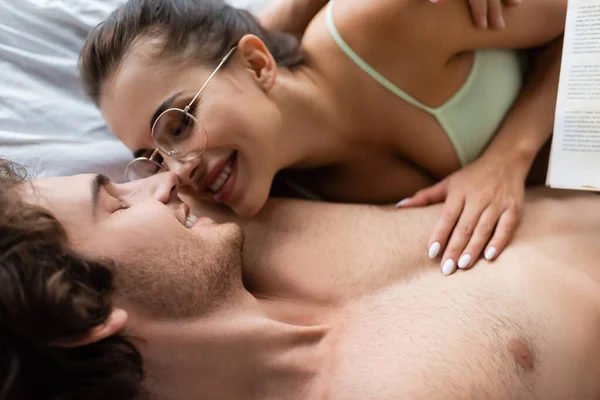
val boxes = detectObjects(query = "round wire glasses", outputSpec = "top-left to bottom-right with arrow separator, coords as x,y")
124,46 -> 237,182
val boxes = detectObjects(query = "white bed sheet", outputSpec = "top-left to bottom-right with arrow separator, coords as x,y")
0,0 -> 274,181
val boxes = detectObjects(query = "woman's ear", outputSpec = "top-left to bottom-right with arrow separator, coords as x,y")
51,308 -> 128,348
237,34 -> 277,91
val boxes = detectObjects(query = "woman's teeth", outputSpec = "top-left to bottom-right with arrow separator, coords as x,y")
209,159 -> 234,193
185,215 -> 198,228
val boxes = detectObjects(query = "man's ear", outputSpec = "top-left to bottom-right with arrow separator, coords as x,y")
237,34 -> 277,91
51,308 -> 128,348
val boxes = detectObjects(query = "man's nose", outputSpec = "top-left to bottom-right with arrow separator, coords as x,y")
149,171 -> 180,204
126,171 -> 179,204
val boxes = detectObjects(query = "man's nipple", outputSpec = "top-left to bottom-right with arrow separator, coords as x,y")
507,337 -> 535,371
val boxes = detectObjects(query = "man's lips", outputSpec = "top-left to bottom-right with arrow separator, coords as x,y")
176,202 -> 191,227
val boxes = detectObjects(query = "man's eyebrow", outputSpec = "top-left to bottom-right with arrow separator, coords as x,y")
150,92 -> 183,129
91,174 -> 110,215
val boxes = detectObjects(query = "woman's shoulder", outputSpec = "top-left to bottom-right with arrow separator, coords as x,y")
303,0 -> 565,60
301,0 -> 459,63
315,0 -> 426,44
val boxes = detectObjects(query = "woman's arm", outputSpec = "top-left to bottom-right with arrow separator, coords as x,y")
404,37 -> 563,271
258,0 -> 328,37
450,0 -> 564,165
465,0 -> 523,29
481,38 -> 562,185
373,0 -> 564,51
395,0 -> 566,274
258,0 -> 523,37
433,0 -> 566,50
435,2 -> 564,266
435,0 -> 565,175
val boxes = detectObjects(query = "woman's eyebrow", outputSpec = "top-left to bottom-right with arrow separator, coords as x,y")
150,91 -> 183,129
133,148 -> 150,158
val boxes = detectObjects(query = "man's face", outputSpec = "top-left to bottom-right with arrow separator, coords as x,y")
25,172 -> 244,319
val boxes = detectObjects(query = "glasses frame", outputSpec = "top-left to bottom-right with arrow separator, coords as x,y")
124,46 -> 238,182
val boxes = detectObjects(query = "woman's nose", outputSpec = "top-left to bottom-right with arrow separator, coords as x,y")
166,157 -> 204,186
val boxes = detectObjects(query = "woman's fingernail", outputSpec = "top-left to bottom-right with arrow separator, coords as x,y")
497,16 -> 506,29
458,254 -> 472,269
485,246 -> 497,260
428,242 -> 441,259
442,259 -> 456,276
396,198 -> 410,207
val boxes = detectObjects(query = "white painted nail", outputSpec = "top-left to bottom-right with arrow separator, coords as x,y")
395,198 -> 410,207
428,242 -> 441,259
485,247 -> 497,261
442,259 -> 456,276
458,254 -> 472,269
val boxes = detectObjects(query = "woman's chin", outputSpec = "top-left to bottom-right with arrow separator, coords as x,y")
231,189 -> 270,218
232,201 -> 261,218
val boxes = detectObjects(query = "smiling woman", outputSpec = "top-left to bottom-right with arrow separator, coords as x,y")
80,0 -> 566,275
80,0 -> 305,218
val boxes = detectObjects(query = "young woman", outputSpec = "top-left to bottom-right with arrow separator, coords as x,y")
80,0 -> 565,275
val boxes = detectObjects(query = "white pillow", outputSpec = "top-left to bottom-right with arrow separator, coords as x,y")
0,0 -> 133,180
0,0 -> 274,181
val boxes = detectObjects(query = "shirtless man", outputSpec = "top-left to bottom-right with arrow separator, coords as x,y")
2,162 -> 600,400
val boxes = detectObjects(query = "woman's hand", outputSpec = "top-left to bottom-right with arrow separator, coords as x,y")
262,0 -> 522,35
431,0 -> 522,29
397,156 -> 527,276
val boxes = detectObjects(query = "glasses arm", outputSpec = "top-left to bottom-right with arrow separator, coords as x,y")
148,148 -> 161,162
184,46 -> 238,113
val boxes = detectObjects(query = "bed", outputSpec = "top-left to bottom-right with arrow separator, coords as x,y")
0,0 -> 273,181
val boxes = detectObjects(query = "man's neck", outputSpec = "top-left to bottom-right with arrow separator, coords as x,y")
135,290 -> 332,400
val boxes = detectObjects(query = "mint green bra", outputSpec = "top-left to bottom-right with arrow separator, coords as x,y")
326,0 -> 528,166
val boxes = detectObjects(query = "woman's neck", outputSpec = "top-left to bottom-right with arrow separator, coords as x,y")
271,66 -> 355,170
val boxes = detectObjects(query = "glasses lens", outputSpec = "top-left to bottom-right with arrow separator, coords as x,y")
152,109 -> 207,161
125,158 -> 164,182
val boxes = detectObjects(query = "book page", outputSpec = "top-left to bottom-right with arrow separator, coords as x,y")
547,0 -> 600,190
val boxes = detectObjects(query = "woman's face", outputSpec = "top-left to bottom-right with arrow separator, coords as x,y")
100,38 -> 283,217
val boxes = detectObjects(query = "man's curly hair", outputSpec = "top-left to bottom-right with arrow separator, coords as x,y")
0,159 -> 145,400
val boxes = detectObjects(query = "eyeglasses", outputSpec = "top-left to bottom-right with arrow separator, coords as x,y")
124,46 -> 237,182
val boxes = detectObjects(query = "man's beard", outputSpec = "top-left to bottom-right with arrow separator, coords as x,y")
111,225 -> 245,320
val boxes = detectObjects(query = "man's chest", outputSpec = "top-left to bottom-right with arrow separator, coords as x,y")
325,262 -> 600,400
242,212 -> 436,308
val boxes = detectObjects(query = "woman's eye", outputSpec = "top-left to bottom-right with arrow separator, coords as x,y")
172,127 -> 183,137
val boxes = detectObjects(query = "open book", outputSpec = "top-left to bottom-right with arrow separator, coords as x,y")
547,0 -> 600,191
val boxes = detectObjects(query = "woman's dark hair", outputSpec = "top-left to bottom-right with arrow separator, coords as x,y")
80,0 -> 304,105
0,159 -> 144,400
